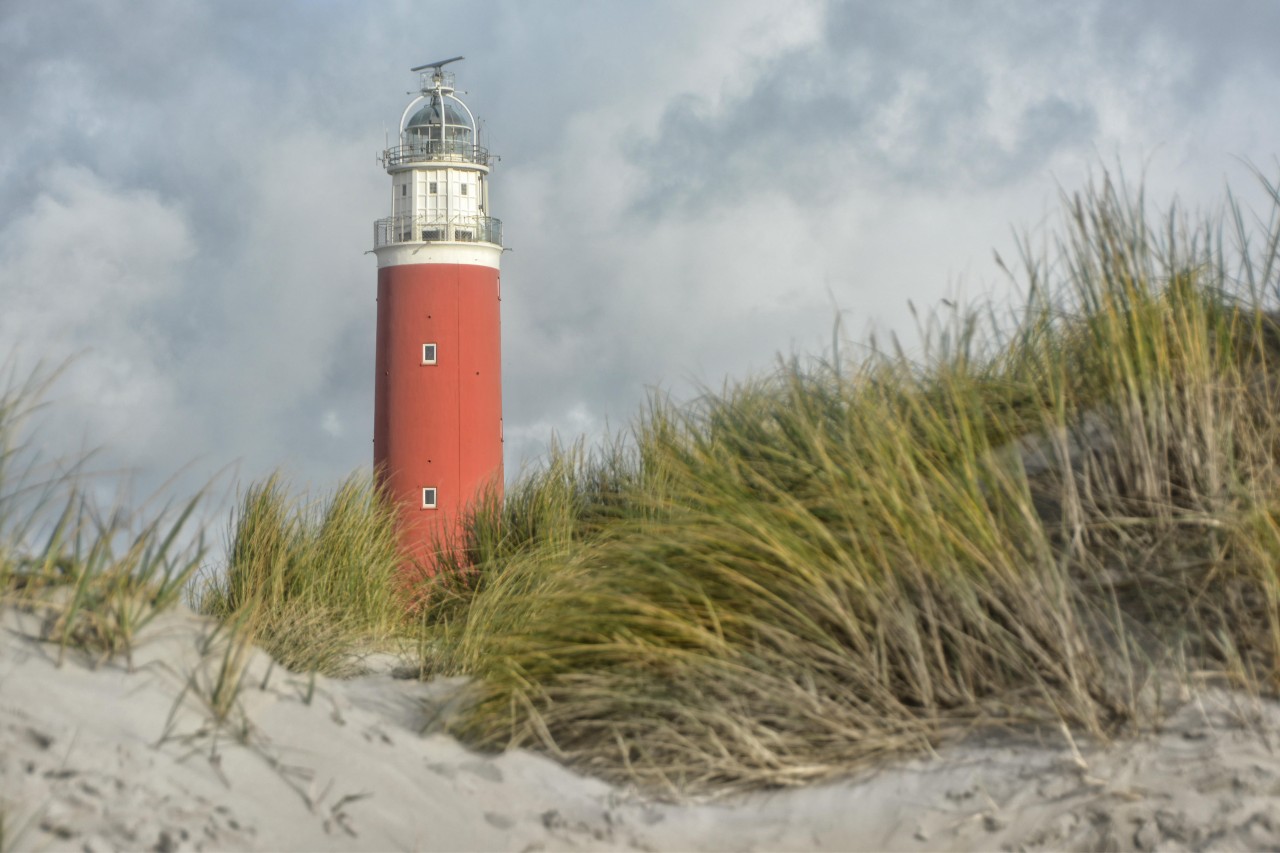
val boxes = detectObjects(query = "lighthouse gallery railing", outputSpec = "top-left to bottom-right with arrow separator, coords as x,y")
383,140 -> 491,168
373,214 -> 503,248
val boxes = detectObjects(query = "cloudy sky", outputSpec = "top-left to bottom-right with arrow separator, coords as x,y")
3,0 -> 1280,521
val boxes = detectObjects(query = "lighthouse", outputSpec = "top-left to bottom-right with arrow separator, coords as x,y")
372,58 -> 503,574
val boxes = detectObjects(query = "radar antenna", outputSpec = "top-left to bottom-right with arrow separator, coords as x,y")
411,56 -> 465,74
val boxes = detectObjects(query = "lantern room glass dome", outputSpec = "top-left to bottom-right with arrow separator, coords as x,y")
405,97 -> 473,145
385,66 -> 489,167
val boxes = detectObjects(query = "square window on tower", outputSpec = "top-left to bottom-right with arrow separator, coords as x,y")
422,487 -> 437,510
422,343 -> 437,365
460,184 -> 468,196
401,185 -> 407,197
429,182 -> 438,194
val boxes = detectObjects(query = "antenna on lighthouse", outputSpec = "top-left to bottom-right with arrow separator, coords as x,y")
411,56 -> 464,73
411,56 -> 465,96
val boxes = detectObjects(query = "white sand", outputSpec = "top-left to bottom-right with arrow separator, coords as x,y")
3,604 -> 1280,852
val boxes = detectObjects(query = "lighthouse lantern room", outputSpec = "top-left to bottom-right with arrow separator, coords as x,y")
372,57 -> 504,574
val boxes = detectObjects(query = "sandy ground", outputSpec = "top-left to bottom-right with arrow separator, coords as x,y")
3,605 -> 1280,851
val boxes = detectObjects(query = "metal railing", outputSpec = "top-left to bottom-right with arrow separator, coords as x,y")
383,140 -> 490,167
373,214 -> 503,248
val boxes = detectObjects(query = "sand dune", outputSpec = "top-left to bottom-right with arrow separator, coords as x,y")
3,604 -> 1280,851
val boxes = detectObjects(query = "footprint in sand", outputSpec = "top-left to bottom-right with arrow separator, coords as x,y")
460,759 -> 504,783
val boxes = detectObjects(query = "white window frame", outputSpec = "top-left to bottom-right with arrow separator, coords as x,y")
422,487 -> 437,509
422,343 -> 437,365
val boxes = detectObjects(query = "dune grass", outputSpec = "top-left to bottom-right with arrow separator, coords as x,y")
194,472 -> 408,675
0,362 -> 206,668
0,360 -> 408,677
410,175 -> 1280,794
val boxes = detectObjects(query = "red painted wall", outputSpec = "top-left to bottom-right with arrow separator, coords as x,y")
374,262 -> 503,575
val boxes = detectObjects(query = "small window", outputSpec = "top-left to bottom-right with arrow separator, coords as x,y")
429,182 -> 438,194
422,487 -> 437,509
421,343 -> 437,365
460,184 -> 468,196
400,184 -> 407,197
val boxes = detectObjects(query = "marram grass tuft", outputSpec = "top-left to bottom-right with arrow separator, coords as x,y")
196,472 -> 408,676
420,174 -> 1280,795
0,360 -> 206,669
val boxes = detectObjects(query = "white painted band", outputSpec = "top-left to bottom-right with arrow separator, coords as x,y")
373,243 -> 502,270
386,162 -> 490,176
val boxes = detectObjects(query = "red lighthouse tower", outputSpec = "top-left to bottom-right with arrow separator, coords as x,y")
373,58 -> 503,574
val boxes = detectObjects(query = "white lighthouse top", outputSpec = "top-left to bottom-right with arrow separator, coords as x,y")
387,57 -> 487,168
373,57 -> 503,259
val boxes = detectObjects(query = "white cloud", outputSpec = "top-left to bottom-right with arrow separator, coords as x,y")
0,165 -> 195,464
2,0 -> 1280,521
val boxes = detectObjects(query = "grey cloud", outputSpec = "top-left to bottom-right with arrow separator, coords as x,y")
2,0 -> 1279,540
626,1 -> 1104,214
966,96 -> 1099,185
0,165 -> 196,464
1089,2 -> 1280,112
0,1 -> 392,505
